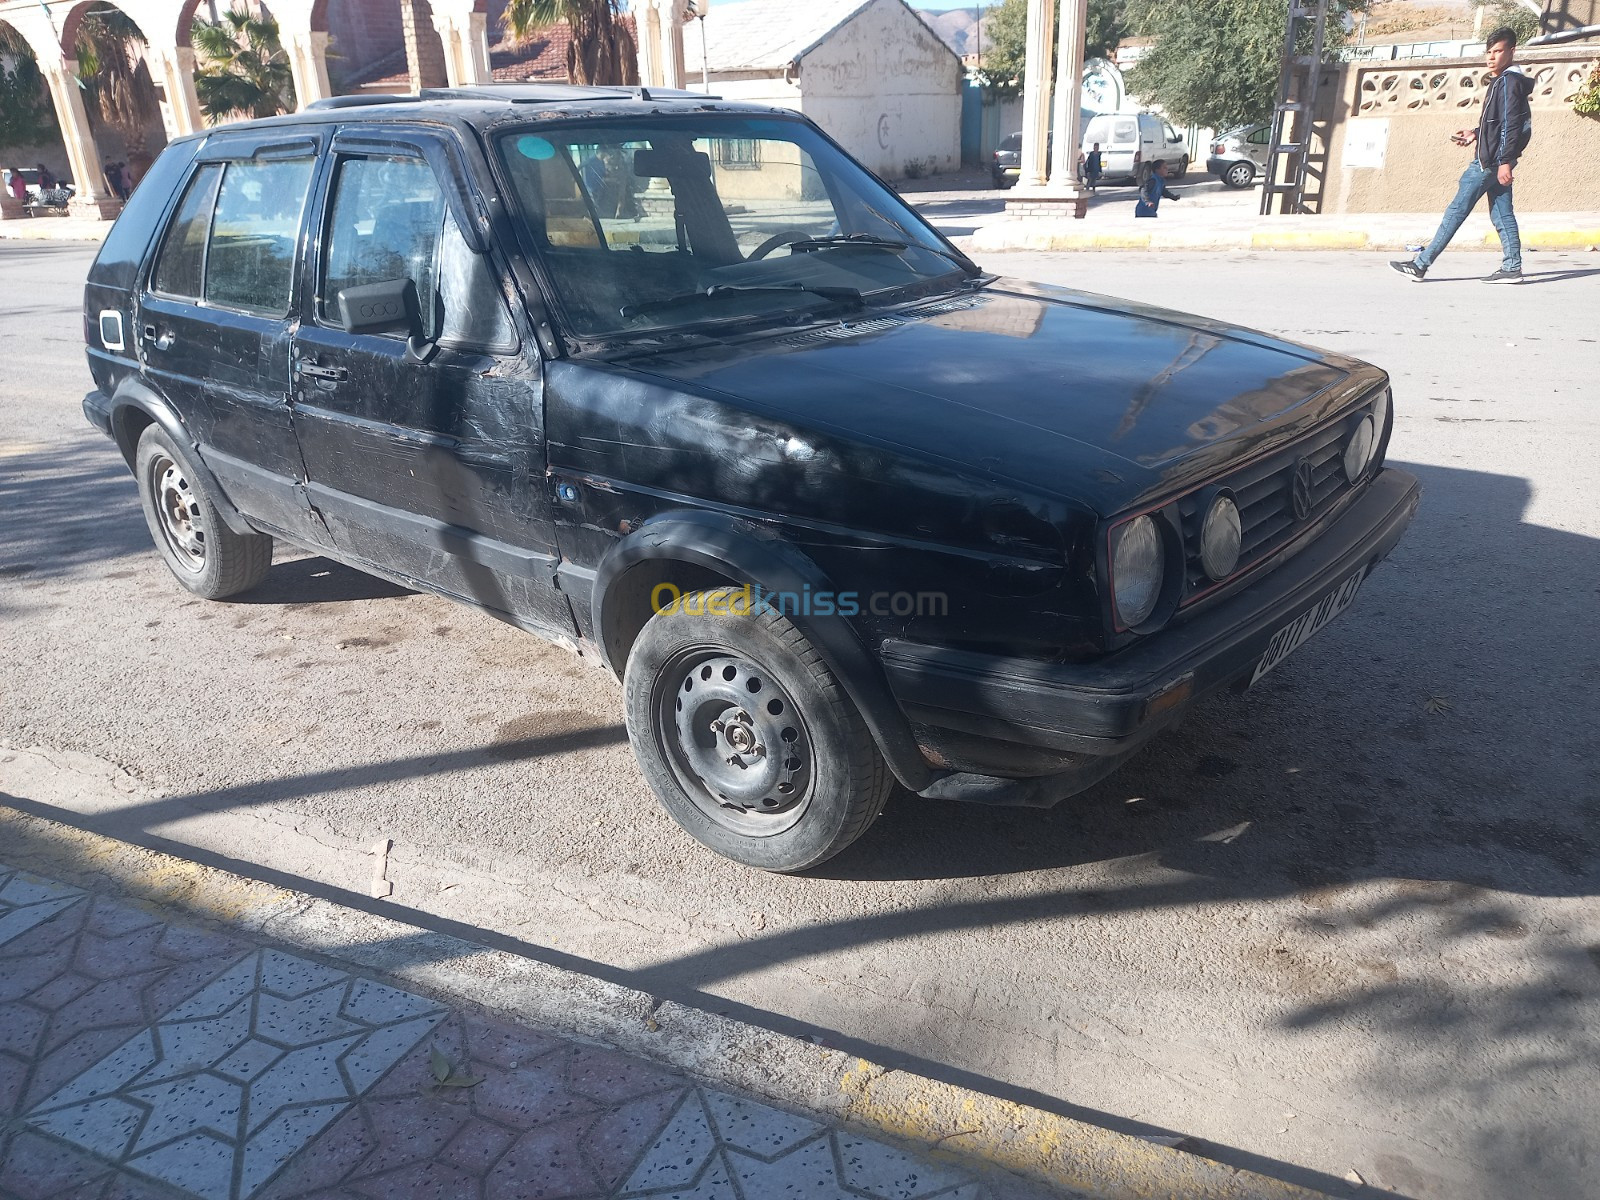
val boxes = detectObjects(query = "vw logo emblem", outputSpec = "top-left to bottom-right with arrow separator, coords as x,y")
1290,459 -> 1315,521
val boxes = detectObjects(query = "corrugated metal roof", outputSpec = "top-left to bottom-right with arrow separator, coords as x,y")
683,0 -> 879,73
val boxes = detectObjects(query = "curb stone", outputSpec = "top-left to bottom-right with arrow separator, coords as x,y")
0,802 -> 1339,1200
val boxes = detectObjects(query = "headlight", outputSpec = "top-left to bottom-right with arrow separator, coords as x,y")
1343,415 -> 1376,483
1199,494 -> 1242,580
1111,515 -> 1164,628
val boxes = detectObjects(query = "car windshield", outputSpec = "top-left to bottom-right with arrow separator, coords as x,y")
493,114 -> 970,338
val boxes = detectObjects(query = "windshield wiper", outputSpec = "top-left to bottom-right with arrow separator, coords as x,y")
621,283 -> 863,321
786,234 -> 973,273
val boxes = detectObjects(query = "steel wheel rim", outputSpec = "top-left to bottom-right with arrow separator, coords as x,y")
148,452 -> 206,571
654,647 -> 814,837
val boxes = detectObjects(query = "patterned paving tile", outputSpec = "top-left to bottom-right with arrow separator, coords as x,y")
23,949 -> 447,1199
0,870 -> 85,947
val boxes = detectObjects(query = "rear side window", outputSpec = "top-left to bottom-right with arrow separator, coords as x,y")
205,158 -> 314,315
1248,127 -> 1271,146
151,164 -> 222,300
149,156 -> 312,315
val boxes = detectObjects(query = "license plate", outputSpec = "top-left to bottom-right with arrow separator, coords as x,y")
1250,567 -> 1368,685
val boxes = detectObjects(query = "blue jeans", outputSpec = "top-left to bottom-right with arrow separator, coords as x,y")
1417,159 -> 1521,272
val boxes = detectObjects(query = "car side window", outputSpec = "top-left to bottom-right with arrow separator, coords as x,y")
204,158 -> 314,315
322,154 -> 514,351
1248,127 -> 1271,146
151,163 -> 223,300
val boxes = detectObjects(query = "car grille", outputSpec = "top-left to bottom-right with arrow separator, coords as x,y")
1175,395 -> 1384,603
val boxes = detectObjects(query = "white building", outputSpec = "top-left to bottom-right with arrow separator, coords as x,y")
682,0 -> 962,180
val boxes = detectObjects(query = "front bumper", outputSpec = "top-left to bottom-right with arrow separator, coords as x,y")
884,467 -> 1420,759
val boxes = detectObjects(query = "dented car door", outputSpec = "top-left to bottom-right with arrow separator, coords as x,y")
287,126 -> 576,641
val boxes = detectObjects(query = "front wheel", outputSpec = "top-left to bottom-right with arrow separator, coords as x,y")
135,423 -> 272,599
624,588 -> 892,871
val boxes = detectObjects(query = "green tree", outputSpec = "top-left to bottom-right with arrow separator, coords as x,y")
74,9 -> 160,154
977,0 -> 1131,98
192,8 -> 295,123
1124,0 -> 1365,131
1476,1 -> 1540,45
0,26 -> 57,146
502,0 -> 639,86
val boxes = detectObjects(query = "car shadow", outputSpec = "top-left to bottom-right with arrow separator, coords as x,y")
0,437 -> 151,590
231,555 -> 416,605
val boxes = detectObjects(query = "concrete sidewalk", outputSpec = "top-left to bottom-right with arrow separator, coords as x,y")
0,805 -> 1335,1200
956,206 -> 1600,254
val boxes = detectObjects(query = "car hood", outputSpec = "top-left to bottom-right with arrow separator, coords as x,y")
611,278 -> 1382,512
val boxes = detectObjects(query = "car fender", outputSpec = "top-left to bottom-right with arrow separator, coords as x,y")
107,377 -> 256,537
593,510 -> 936,792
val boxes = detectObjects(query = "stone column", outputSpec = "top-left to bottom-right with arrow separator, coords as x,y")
284,31 -> 333,108
657,0 -> 687,89
637,2 -> 663,88
147,44 -> 204,137
403,0 -> 449,92
432,12 -> 491,86
40,60 -> 119,219
1047,0 -> 1087,199
1018,0 -> 1055,189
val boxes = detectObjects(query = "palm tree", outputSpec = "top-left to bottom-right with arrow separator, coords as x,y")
502,0 -> 639,87
192,8 -> 295,123
74,7 -> 159,154
0,25 -> 57,147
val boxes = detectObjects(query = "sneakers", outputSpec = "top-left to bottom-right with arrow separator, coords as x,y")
1483,267 -> 1524,284
1389,259 -> 1426,282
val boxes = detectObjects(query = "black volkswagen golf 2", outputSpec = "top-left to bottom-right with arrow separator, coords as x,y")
81,86 -> 1419,871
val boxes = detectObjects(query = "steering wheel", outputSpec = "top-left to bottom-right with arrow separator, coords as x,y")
746,229 -> 814,261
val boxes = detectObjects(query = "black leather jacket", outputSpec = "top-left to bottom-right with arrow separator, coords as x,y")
1477,69 -> 1534,169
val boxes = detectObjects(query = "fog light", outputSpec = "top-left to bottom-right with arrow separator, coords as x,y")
1343,415 -> 1376,483
1200,494 -> 1242,580
1111,515 -> 1164,628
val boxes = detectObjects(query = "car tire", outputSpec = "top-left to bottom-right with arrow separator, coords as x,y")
623,587 -> 893,872
134,423 -> 272,599
1224,161 -> 1255,189
1171,156 -> 1189,181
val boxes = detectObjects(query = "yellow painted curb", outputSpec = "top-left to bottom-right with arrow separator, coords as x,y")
1506,229 -> 1600,250
1250,231 -> 1370,250
840,1059 -> 1324,1199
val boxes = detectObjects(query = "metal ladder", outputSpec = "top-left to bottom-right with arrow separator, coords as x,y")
1261,0 -> 1332,215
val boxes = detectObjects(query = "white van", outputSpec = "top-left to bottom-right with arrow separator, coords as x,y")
1081,112 -> 1189,185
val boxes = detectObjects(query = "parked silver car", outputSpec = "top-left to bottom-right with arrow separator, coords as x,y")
1208,123 -> 1269,189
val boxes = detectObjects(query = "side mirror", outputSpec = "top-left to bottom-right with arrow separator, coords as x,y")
335,278 -> 437,364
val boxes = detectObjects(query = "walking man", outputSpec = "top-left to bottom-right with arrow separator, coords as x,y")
1391,26 -> 1533,284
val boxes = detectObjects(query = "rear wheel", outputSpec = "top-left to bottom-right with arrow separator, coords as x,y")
135,424 -> 272,599
1224,160 -> 1255,189
624,588 -> 892,872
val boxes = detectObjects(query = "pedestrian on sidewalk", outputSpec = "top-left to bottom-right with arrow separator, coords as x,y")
1134,160 -> 1181,217
1391,26 -> 1533,285
1081,143 -> 1104,193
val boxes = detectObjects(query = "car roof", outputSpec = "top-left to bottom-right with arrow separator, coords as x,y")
171,85 -> 800,144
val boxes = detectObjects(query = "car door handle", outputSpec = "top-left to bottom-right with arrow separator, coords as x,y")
295,359 -> 348,381
143,324 -> 175,351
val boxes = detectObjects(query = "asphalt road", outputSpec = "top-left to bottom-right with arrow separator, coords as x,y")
3,239 -> 1598,1200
